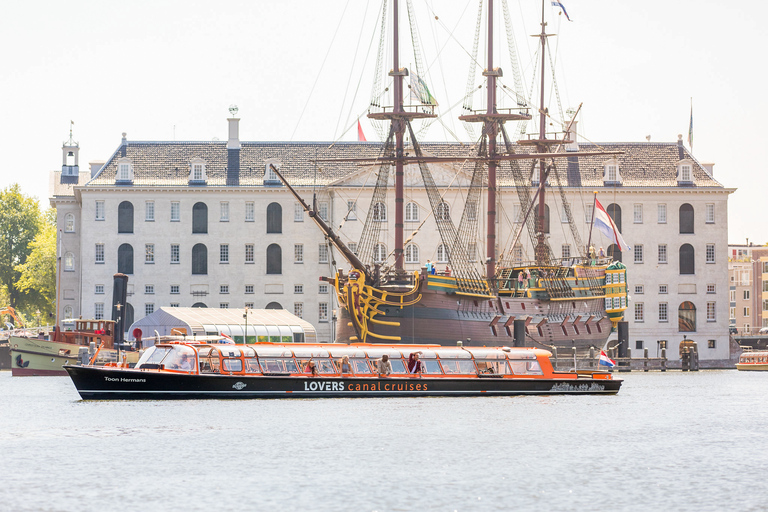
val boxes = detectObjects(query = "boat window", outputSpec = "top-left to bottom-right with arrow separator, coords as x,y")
435,349 -> 472,359
371,358 -> 406,374
440,360 -> 477,374
365,348 -> 405,359
222,358 -> 243,372
506,351 -> 537,360
136,346 -> 168,367
352,359 -> 372,374
328,348 -> 367,358
255,347 -> 294,357
163,346 -> 197,371
421,360 -> 443,374
245,358 -> 260,373
508,360 -> 543,375
467,348 -> 506,359
476,359 -> 511,375
260,358 -> 299,373
218,346 -> 242,358
292,347 -> 330,358
241,346 -> 256,357
201,350 -> 220,373
315,358 -> 338,374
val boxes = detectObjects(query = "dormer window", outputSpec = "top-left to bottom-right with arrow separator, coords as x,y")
603,159 -> 622,185
116,158 -> 134,183
189,158 -> 207,184
677,160 -> 694,185
264,160 -> 282,185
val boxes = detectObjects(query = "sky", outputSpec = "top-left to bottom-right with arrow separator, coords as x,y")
1,0 -> 765,245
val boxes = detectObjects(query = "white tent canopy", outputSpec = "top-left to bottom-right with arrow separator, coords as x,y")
128,307 -> 317,347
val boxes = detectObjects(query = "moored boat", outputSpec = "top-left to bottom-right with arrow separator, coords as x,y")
736,350 -> 768,371
10,319 -> 137,376
64,341 -> 621,399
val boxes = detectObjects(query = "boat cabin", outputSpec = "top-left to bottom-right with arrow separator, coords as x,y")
134,342 -> 556,378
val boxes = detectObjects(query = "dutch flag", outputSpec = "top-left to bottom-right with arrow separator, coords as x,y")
599,350 -> 616,368
551,1 -> 572,21
594,198 -> 632,252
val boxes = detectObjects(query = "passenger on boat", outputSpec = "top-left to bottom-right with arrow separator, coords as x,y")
178,353 -> 194,371
376,354 -> 392,377
305,360 -> 319,377
339,355 -> 352,374
407,352 -> 423,376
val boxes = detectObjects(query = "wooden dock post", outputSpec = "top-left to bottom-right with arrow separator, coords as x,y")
661,348 -> 666,372
643,348 -> 649,372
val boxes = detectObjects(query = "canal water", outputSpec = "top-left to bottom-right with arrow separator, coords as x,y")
0,370 -> 765,512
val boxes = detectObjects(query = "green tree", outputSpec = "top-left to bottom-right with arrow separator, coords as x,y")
0,184 -> 41,309
15,209 -> 56,321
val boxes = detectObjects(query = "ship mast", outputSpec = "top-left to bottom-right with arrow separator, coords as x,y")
367,0 -> 435,272
458,0 -> 530,280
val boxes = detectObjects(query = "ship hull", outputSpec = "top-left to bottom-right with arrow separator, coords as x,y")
336,282 -> 613,353
64,365 -> 621,399
9,336 -> 136,376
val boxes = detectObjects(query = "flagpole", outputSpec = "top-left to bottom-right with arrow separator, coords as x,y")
586,192 -> 597,258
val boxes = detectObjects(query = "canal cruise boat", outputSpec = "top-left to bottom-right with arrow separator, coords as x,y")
736,350 -> 768,371
64,341 -> 622,399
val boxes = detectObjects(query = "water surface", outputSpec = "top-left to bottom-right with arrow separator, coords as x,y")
0,371 -> 765,511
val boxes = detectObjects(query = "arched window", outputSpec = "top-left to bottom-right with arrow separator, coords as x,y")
679,203 -> 694,234
265,302 -> 283,310
679,244 -> 694,275
64,252 -> 75,271
118,201 -> 134,233
607,203 -> 622,233
192,202 -> 208,234
536,204 -> 550,234
192,243 -> 207,275
679,301 -> 696,332
192,302 -> 207,308
373,243 -> 387,263
117,244 -> 133,274
267,203 -> 282,233
64,213 -> 75,233
373,202 -> 387,222
607,244 -> 622,262
437,244 -> 449,263
405,244 -> 419,264
63,305 -> 73,320
266,244 -> 282,274
436,202 -> 450,221
405,202 -> 419,222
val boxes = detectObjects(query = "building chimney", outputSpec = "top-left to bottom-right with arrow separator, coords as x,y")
226,107 -> 241,186
89,160 -> 105,178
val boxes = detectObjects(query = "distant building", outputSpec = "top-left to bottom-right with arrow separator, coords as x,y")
728,244 -> 768,334
50,117 -> 733,362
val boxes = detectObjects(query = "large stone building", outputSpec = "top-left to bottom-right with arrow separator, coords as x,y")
50,116 -> 733,362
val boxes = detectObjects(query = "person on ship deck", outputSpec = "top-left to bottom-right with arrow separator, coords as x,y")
407,352 -> 423,377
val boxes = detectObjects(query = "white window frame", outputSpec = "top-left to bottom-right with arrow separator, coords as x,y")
94,303 -> 104,320
245,244 -> 254,263
170,244 -> 180,264
294,202 -> 304,222
346,201 -> 357,221
707,302 -> 716,322
245,285 -> 254,294
635,302 -> 644,322
659,303 -> 668,322
405,202 -> 419,222
95,243 -> 105,264
95,200 -> 105,221
405,244 -> 419,264
220,202 -> 229,222
634,245 -> 644,264
705,204 -> 715,224
219,244 -> 229,264
318,302 -> 329,322
145,201 -> 155,222
633,204 -> 643,224
170,201 -> 180,222
658,244 -> 667,264
145,244 -> 154,264
65,213 -> 75,232
294,302 -> 304,319
294,244 -> 304,264
245,202 -> 255,222
706,244 -> 715,264
318,244 -> 329,264
170,285 -> 180,294
657,204 -> 667,224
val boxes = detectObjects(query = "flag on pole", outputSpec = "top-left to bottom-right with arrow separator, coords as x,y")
551,1 -> 572,21
357,120 -> 367,142
687,98 -> 693,150
410,73 -> 438,106
594,198 -> 631,252
599,350 -> 616,368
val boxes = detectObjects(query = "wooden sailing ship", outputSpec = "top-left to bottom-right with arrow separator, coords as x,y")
277,0 -> 628,355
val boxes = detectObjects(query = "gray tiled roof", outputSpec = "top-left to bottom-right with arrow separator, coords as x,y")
85,139 -> 723,190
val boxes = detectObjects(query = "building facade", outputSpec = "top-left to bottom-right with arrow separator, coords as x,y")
50,117 -> 733,360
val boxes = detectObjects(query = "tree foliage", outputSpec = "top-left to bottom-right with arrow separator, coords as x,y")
0,184 -> 41,310
15,209 -> 56,321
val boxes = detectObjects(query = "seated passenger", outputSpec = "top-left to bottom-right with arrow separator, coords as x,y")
339,355 -> 352,374
407,352 -> 423,377
178,353 -> 194,371
377,354 -> 392,377
304,360 -> 319,377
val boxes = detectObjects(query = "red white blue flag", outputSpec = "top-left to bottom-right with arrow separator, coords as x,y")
358,120 -> 367,142
594,198 -> 631,252
599,350 -> 616,367
551,1 -> 572,21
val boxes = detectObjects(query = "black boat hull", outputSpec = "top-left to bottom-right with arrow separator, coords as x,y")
64,365 -> 621,400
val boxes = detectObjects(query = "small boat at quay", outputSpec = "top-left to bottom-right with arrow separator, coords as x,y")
64,341 -> 621,399
736,350 -> 768,371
